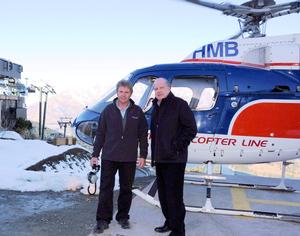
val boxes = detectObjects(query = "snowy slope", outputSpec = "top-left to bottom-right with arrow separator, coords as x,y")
0,131 -> 93,192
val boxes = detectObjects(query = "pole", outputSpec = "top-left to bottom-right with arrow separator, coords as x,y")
63,123 -> 67,137
39,89 -> 42,138
41,92 -> 48,140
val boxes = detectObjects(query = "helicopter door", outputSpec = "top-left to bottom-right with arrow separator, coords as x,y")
169,75 -> 224,162
170,75 -> 220,131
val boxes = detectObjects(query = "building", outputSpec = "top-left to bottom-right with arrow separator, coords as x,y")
0,58 -> 27,130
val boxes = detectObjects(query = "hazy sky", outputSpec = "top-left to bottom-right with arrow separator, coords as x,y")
1,0 -> 299,94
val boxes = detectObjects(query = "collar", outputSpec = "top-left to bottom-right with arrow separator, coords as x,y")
153,92 -> 174,107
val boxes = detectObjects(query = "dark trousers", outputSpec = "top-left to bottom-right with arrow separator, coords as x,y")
96,159 -> 136,223
156,162 -> 186,236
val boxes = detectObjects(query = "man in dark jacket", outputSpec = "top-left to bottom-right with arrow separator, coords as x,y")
151,77 -> 197,236
90,80 -> 148,234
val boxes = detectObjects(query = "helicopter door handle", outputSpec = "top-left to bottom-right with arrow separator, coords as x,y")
207,112 -> 217,119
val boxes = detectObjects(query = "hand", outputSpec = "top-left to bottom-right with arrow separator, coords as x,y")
90,157 -> 99,167
137,157 -> 145,168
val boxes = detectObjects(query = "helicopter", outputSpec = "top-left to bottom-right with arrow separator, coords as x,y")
72,0 -> 300,221
73,0 -> 300,166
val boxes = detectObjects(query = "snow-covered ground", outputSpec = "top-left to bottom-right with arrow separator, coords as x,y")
0,131 -> 100,193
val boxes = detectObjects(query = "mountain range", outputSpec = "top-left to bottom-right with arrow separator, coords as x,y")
27,84 -> 111,127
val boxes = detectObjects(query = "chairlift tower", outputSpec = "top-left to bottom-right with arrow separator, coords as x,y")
57,117 -> 72,138
32,83 -> 56,139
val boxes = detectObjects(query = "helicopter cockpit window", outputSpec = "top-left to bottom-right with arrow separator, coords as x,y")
131,76 -> 156,108
171,76 -> 218,111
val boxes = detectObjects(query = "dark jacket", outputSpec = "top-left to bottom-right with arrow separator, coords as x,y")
150,92 -> 197,165
92,98 -> 148,162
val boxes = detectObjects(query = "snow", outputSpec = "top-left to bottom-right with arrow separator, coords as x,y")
0,131 -> 23,140
0,131 -> 112,193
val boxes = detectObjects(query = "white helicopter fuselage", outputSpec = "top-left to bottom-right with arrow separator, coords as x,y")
73,34 -> 300,165
183,34 -> 300,164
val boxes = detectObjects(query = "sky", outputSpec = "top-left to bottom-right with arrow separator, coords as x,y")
1,0 -> 299,97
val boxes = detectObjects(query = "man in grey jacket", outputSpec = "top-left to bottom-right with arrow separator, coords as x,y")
90,80 -> 148,234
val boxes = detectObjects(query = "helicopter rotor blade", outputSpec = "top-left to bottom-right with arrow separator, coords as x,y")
181,0 -> 300,38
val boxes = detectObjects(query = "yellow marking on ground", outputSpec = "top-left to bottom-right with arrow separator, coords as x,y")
231,188 -> 251,211
249,198 -> 300,207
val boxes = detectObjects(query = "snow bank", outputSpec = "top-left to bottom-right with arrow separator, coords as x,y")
0,131 -> 23,140
0,137 -> 121,193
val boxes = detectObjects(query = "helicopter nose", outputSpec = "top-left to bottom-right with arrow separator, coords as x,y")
75,120 -> 98,145
72,109 -> 100,145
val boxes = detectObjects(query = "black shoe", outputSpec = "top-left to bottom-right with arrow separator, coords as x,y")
168,232 -> 185,236
118,218 -> 130,229
154,224 -> 171,233
93,220 -> 109,234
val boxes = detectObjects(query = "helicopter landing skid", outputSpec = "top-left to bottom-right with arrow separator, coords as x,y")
133,177 -> 300,224
184,179 -> 295,192
185,161 -> 295,192
133,161 -> 300,223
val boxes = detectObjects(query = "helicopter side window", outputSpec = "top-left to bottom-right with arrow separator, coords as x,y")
196,87 -> 216,110
171,87 -> 193,105
171,76 -> 218,111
